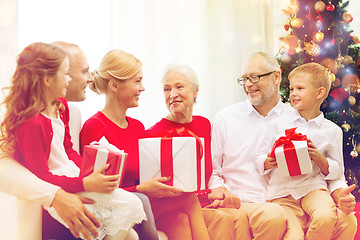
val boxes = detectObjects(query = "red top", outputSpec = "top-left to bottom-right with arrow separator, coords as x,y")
145,116 -> 213,206
14,98 -> 84,193
80,112 -> 145,192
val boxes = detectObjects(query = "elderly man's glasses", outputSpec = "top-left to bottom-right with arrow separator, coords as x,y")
237,71 -> 276,86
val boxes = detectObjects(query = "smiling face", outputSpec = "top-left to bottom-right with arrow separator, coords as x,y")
289,73 -> 319,112
65,48 -> 93,102
163,71 -> 198,117
115,68 -> 145,108
48,57 -> 71,99
242,55 -> 279,107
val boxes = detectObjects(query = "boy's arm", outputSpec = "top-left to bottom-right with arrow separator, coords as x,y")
307,139 -> 329,175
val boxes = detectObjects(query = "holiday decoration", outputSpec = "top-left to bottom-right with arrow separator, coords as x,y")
290,17 -> 303,28
343,55 -> 353,65
348,96 -> 356,106
342,12 -> 353,23
315,31 -> 324,42
326,3 -> 335,11
278,0 -> 360,199
314,1 -> 326,12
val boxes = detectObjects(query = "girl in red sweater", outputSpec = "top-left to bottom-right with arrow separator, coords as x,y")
0,42 -> 145,240
80,49 -> 210,240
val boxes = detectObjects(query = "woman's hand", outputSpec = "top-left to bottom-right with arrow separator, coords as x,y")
136,176 -> 183,198
83,164 -> 120,193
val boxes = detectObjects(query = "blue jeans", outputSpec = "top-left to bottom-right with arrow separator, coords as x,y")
132,192 -> 159,240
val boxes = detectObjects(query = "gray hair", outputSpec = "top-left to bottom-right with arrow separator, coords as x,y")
162,64 -> 199,90
246,52 -> 281,72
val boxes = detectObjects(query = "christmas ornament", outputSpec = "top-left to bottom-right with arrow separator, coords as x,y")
350,136 -> 358,158
279,35 -> 299,55
315,31 -> 324,42
295,40 -> 303,53
314,1 -> 326,12
333,78 -> 341,87
353,35 -> 360,44
290,17 -> 303,28
342,123 -> 351,132
284,24 -> 290,31
331,38 -> 335,46
342,74 -> 360,90
343,55 -> 353,65
304,42 -> 320,56
326,3 -> 335,11
336,55 -> 344,67
329,88 -> 349,102
330,73 -> 336,83
320,58 -> 337,74
342,12 -> 353,23
356,143 -> 360,154
348,96 -> 356,106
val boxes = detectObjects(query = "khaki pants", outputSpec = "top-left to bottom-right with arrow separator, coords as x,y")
271,189 -> 356,240
203,207 -> 251,240
240,202 -> 287,240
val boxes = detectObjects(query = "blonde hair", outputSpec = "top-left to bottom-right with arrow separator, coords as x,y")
91,50 -> 142,94
288,62 -> 331,99
0,42 -> 67,156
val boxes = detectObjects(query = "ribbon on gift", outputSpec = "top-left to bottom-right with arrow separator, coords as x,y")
160,127 -> 204,191
269,127 -> 308,176
89,137 -> 126,174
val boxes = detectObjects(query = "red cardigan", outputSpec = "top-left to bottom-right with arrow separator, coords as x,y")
145,116 -> 213,206
80,111 -> 145,192
15,98 -> 84,193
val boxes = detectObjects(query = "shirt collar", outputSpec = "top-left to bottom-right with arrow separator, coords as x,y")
246,98 -> 286,118
293,110 -> 325,127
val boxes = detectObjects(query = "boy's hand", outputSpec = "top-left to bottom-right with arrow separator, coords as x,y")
307,139 -> 329,175
264,153 -> 277,170
83,164 -> 120,193
208,187 -> 241,209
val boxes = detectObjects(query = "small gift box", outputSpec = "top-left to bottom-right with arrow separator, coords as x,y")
139,127 -> 206,192
80,137 -> 127,184
270,127 -> 312,177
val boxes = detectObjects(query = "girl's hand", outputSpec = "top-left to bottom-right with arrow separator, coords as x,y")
83,164 -> 120,193
264,153 -> 277,170
136,176 -> 183,198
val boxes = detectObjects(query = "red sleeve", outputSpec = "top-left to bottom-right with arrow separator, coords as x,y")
59,98 -> 82,167
16,117 -> 84,193
80,117 -> 106,155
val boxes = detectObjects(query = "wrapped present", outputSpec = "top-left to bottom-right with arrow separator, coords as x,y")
270,127 -> 312,177
80,137 -> 127,185
139,127 -> 206,192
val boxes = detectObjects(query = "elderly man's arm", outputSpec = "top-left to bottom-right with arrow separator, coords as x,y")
0,156 -> 100,239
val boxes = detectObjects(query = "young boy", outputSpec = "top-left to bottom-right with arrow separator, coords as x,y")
257,63 -> 345,240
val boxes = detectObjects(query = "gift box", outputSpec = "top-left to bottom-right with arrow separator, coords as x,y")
270,127 -> 312,177
80,137 -> 127,185
139,128 -> 206,192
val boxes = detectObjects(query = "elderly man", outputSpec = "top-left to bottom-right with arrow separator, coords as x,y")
208,52 -> 357,239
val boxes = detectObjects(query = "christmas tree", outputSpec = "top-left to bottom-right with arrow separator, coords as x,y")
277,0 -> 360,199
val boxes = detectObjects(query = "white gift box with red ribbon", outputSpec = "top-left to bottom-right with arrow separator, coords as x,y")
139,136 -> 206,192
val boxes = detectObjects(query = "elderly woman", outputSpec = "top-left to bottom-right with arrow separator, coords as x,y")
145,64 -> 251,240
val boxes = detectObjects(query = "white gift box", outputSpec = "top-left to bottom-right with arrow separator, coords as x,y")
139,137 -> 206,192
274,140 -> 313,177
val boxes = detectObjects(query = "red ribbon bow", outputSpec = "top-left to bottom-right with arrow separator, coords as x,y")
269,127 -> 308,176
161,127 -> 203,190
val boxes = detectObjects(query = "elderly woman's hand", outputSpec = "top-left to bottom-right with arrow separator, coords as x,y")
136,177 -> 184,198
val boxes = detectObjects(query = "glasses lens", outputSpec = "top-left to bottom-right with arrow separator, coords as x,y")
249,75 -> 260,83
